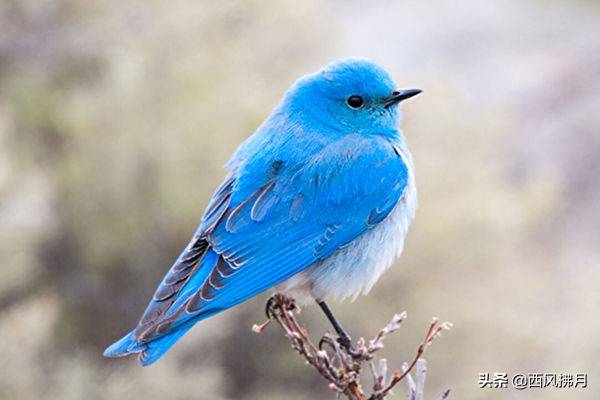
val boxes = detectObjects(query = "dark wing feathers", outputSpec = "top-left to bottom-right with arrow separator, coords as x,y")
200,174 -> 236,233
135,236 -> 208,339
134,175 -> 238,339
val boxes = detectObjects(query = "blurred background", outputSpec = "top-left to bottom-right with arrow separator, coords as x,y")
1,0 -> 599,399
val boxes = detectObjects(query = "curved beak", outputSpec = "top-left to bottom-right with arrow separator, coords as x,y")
381,88 -> 422,108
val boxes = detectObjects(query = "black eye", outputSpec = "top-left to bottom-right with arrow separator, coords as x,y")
346,95 -> 364,109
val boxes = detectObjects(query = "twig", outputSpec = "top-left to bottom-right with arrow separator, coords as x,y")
252,293 -> 451,400
373,318 -> 453,399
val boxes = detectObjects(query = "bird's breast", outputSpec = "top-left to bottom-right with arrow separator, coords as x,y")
278,152 -> 417,304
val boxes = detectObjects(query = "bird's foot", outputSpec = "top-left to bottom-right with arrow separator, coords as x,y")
265,294 -> 296,319
337,334 -> 362,359
319,333 -> 362,359
265,295 -> 277,319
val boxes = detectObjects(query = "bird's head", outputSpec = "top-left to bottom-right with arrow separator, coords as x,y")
282,58 -> 421,137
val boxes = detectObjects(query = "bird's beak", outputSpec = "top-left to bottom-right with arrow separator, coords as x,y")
381,88 -> 422,108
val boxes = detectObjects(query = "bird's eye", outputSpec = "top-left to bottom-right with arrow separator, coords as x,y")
346,95 -> 364,109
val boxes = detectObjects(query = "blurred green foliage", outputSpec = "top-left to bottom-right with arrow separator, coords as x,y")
1,1 -> 599,399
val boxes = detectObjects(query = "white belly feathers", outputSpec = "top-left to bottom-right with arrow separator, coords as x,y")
278,145 -> 417,304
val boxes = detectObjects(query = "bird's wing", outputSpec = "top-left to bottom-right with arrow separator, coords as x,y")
135,135 -> 409,341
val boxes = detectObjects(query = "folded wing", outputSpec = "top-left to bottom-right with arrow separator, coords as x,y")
134,135 -> 409,344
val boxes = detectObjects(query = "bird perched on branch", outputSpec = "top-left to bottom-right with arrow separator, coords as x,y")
104,58 -> 420,365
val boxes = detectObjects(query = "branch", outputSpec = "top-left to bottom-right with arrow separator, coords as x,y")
253,293 -> 452,400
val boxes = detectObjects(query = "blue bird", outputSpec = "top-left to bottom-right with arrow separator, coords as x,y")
104,58 -> 421,365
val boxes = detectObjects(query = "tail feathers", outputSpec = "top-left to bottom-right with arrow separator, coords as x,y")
103,331 -> 144,358
138,325 -> 193,366
103,326 -> 193,366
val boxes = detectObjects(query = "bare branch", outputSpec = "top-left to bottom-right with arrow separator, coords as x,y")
253,293 -> 451,400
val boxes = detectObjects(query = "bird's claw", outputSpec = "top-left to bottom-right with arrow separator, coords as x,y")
337,335 -> 362,359
265,294 -> 296,319
319,334 -> 362,359
265,295 -> 276,319
318,336 -> 334,352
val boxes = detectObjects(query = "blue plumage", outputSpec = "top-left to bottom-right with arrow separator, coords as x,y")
104,58 -> 420,365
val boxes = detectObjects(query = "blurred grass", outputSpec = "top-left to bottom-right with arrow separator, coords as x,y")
1,0 -> 599,399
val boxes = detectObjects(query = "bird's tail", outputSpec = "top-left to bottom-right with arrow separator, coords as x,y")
103,324 -> 193,366
103,331 -> 143,358
104,234 -> 211,366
